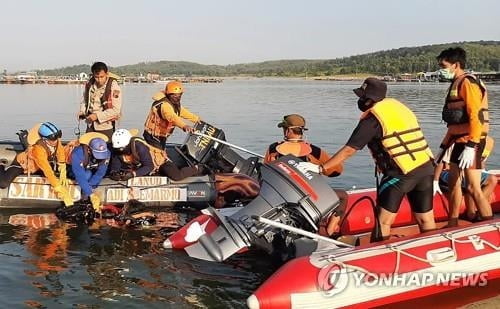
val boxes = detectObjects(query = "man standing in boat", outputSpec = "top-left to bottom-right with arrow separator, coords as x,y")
300,78 -> 436,241
433,136 -> 496,222
78,62 -> 122,141
143,81 -> 200,149
435,47 -> 492,227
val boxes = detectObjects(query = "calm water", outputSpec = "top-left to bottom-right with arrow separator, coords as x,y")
0,79 -> 499,308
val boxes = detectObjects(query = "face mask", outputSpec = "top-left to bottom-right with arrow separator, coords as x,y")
357,97 -> 372,112
438,68 -> 455,80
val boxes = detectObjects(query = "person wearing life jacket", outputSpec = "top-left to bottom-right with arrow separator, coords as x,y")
68,133 -> 110,212
0,122 -> 73,206
264,114 -> 346,236
435,47 -> 492,227
78,62 -> 122,141
300,78 -> 436,242
265,114 -> 344,177
109,129 -> 202,181
433,136 -> 497,221
143,81 -> 200,149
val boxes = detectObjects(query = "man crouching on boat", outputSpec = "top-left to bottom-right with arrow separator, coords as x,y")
0,122 -> 73,206
109,129 -> 203,181
264,114 -> 346,236
299,78 -> 436,241
66,133 -> 110,213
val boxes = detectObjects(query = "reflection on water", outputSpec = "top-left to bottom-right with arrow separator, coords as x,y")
0,80 -> 499,307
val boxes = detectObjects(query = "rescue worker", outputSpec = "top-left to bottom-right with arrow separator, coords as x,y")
109,129 -> 202,181
434,136 -> 497,221
435,47 -> 492,226
69,133 -> 110,212
264,114 -> 345,236
300,78 -> 436,241
265,114 -> 343,177
143,81 -> 200,149
0,122 -> 73,206
78,62 -> 122,141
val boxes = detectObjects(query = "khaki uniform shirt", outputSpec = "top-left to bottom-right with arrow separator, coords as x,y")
80,78 -> 122,131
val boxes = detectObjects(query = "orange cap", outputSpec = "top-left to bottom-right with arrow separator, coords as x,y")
165,81 -> 184,94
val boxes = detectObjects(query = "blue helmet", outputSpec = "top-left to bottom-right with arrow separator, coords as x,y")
38,122 -> 62,140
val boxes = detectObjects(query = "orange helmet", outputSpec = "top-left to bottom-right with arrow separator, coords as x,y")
165,81 -> 184,94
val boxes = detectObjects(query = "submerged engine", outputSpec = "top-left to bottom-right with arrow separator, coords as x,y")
184,155 -> 341,262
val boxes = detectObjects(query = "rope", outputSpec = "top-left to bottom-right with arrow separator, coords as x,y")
323,222 -> 500,279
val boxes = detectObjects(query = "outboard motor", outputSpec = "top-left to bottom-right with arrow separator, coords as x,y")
184,155 -> 340,262
180,121 -> 259,177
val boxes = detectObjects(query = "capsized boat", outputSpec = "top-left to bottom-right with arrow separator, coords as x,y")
0,121 -> 259,209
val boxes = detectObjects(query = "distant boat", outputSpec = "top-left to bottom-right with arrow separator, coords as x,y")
15,72 -> 37,84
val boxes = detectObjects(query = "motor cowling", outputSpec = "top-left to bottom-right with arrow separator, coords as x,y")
180,121 -> 259,177
184,155 -> 340,262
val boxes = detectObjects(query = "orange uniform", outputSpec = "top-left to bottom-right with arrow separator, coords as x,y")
144,92 -> 200,139
441,74 -> 488,146
16,140 -> 66,188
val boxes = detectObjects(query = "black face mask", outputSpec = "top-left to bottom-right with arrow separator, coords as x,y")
357,97 -> 373,112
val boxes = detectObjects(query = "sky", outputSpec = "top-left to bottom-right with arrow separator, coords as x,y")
1,0 -> 499,72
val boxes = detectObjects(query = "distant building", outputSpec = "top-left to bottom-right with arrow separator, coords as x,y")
78,72 -> 89,80
146,73 -> 160,81
416,71 -> 440,82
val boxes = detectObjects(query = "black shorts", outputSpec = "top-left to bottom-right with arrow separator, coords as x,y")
449,138 -> 486,169
377,173 -> 433,214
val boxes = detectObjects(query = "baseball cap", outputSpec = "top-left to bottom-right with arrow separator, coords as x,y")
89,138 -> 110,160
353,78 -> 387,102
277,114 -> 308,130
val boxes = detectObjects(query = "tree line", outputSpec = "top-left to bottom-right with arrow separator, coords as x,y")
36,41 -> 500,77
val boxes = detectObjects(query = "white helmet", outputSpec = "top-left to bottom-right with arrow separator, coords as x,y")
112,129 -> 132,148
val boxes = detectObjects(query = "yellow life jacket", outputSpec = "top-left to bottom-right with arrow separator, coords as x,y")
364,98 -> 433,174
64,132 -> 109,165
128,137 -> 168,172
144,92 -> 179,138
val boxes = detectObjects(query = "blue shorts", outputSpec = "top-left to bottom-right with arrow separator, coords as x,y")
439,170 -> 489,192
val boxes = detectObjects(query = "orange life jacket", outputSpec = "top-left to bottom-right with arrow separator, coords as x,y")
144,96 -> 179,138
443,74 -> 489,142
16,139 -> 61,174
121,138 -> 168,172
265,141 -> 314,162
265,140 -> 343,177
64,140 -> 100,168
64,139 -> 79,164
